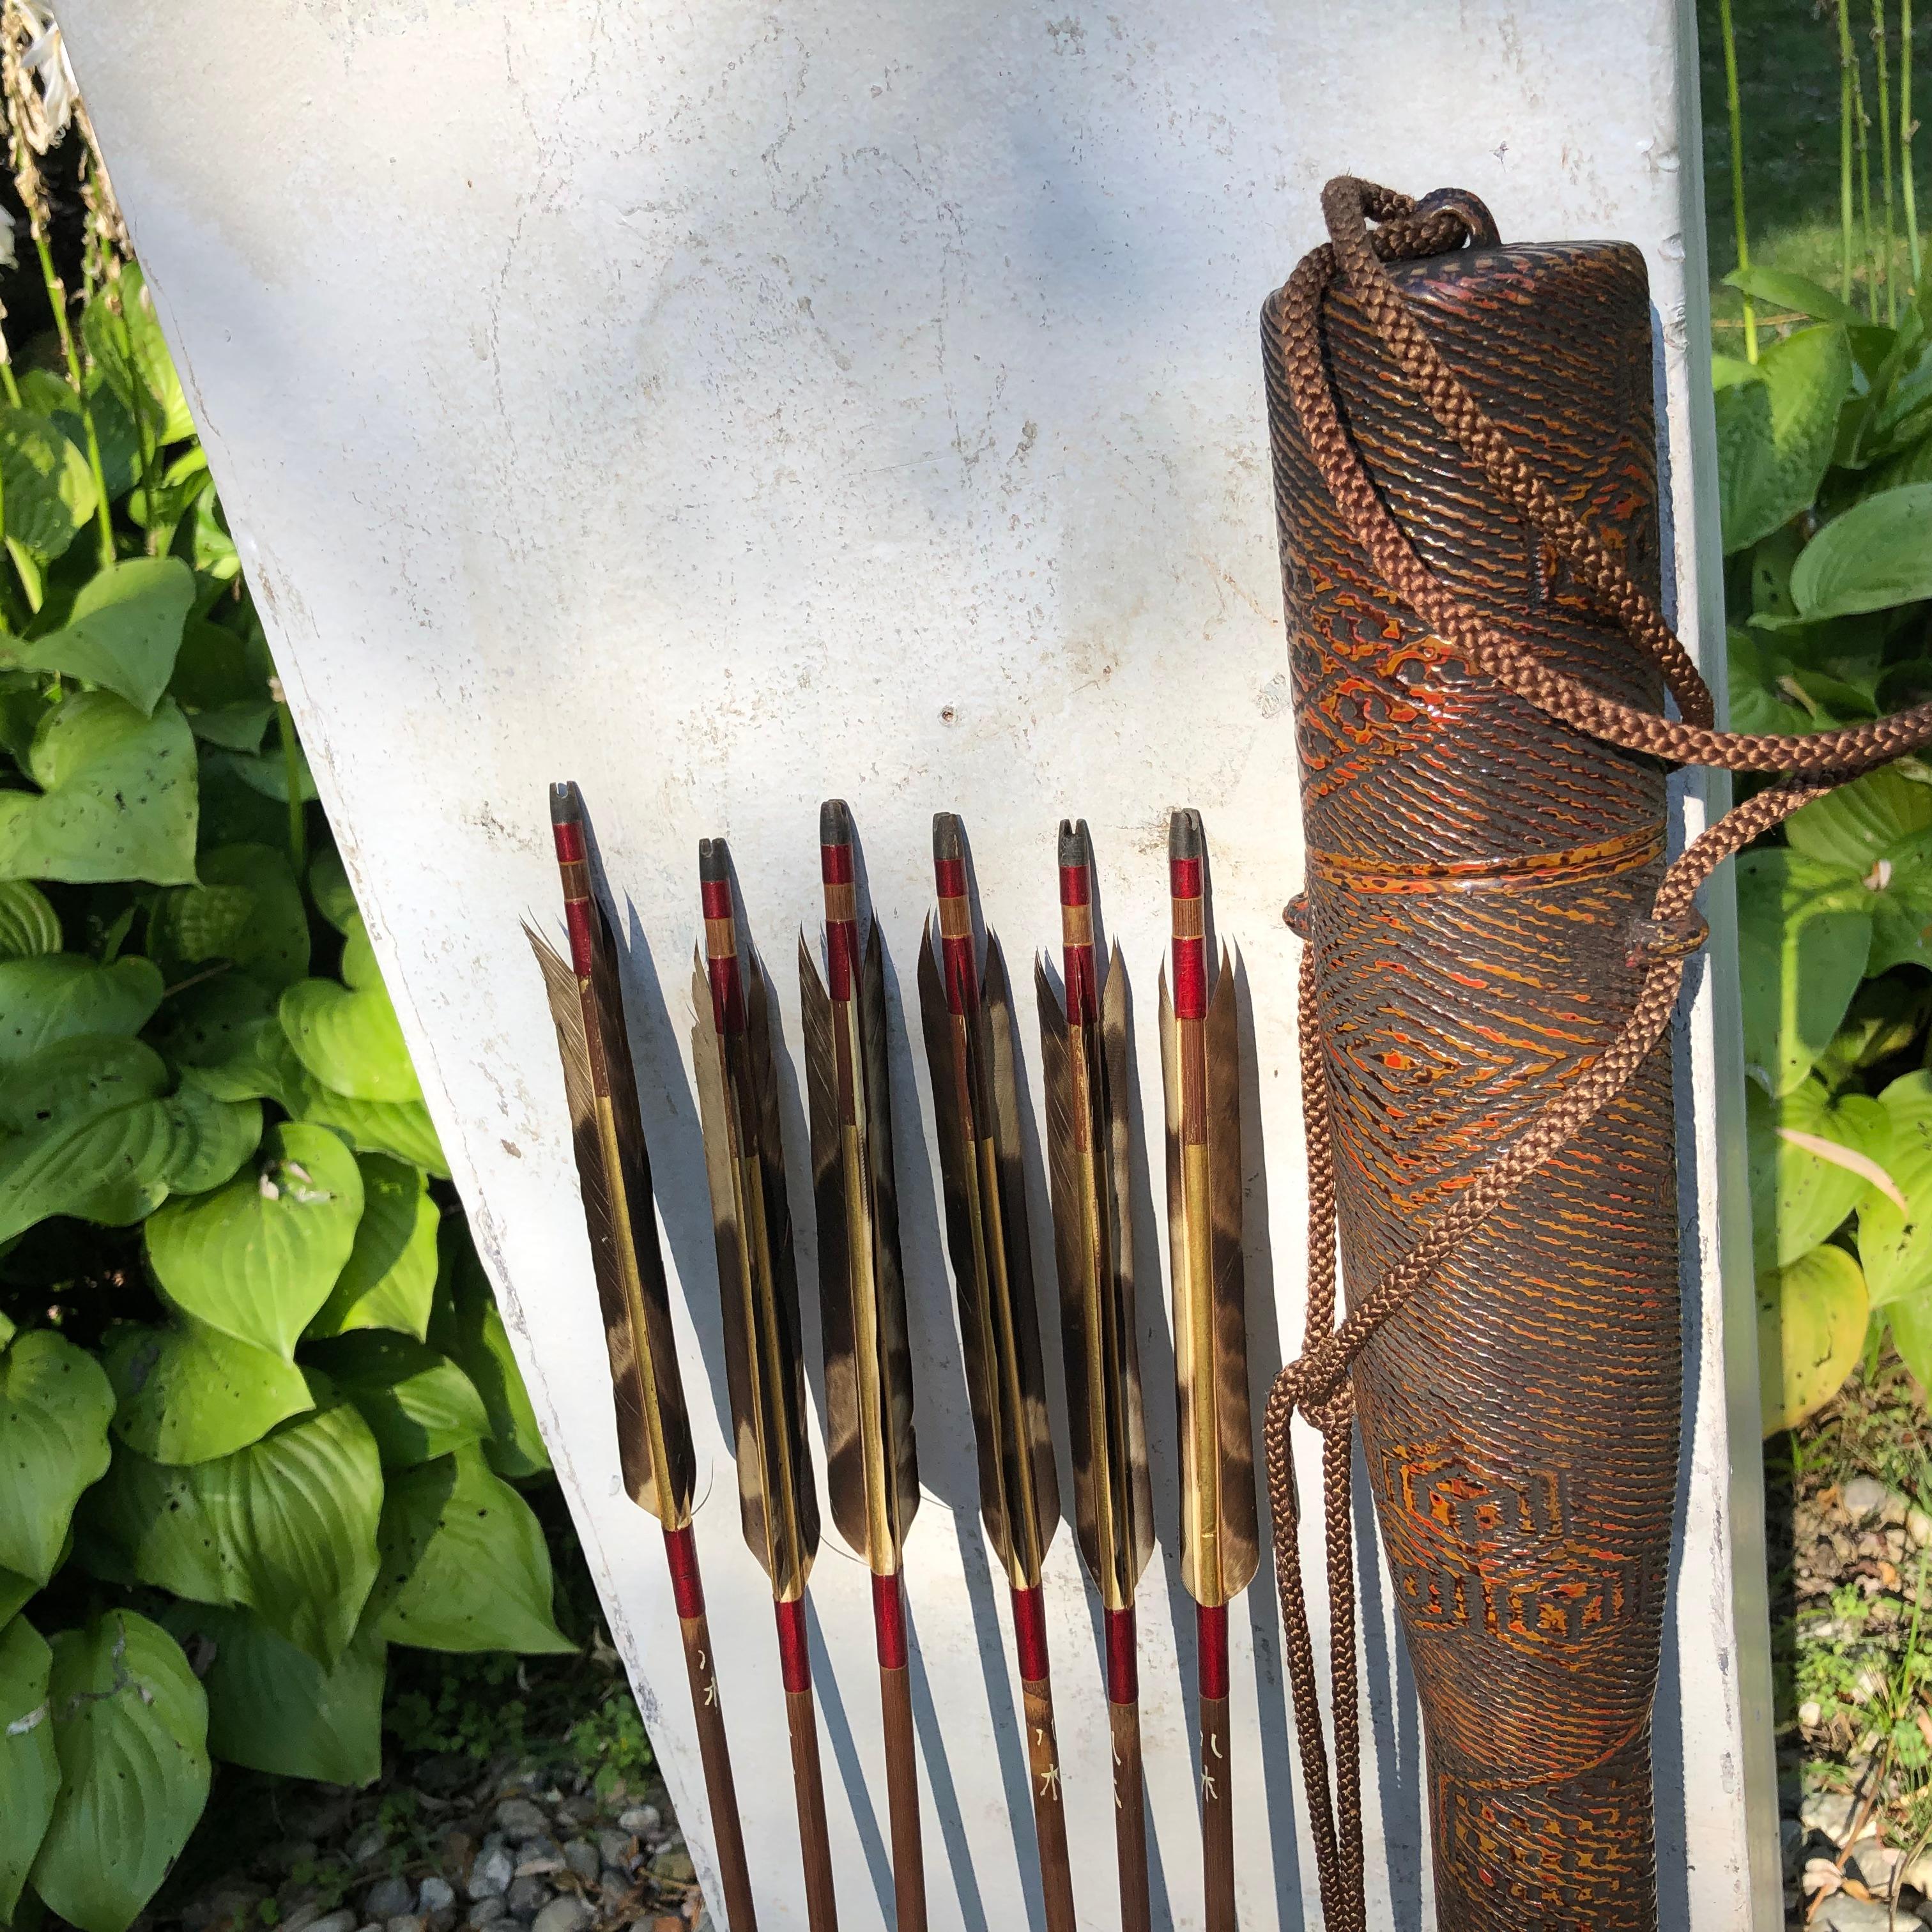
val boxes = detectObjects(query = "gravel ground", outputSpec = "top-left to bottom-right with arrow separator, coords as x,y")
143,1759 -> 705,1932
1772,1353 -> 1932,1929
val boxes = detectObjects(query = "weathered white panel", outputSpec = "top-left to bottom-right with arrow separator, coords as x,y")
59,1 -> 1777,1926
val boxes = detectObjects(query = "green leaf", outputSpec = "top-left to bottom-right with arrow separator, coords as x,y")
0,406 -> 96,561
295,1083 -> 447,1178
82,267 -> 194,447
1791,482 -> 1932,619
172,1602 -> 383,1788
214,738 -> 315,806
4,559 -> 195,716
0,882 -> 59,960
1856,1071 -> 1932,1308
0,1565 -> 35,1627
145,1122 -> 365,1358
1786,765 -> 1932,868
150,843 -> 309,993
0,1090 -> 176,1245
1757,1244 -> 1869,1435
1715,324 -> 1853,553
0,1332 -> 114,1583
0,694 -> 198,887
376,1449 -> 571,1653
309,1332 -> 489,1468
30,1612 -> 209,1932
0,1616 -> 57,1922
0,955 -> 162,1069
308,849 -> 357,934
104,1318 -> 311,1464
307,1155 -> 439,1340
1735,849 -> 1873,1094
84,1406 -> 382,1668
431,1227 -> 548,1478
168,619 -> 270,753
1722,264 -> 1866,325
281,970 -> 420,1106
155,1087 -> 262,1197
0,1036 -> 167,1133
20,367 -> 138,503
144,973 -> 274,1075
1749,1080 -> 1896,1273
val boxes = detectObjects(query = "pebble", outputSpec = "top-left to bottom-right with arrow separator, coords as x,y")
649,1849 -> 696,1886
1843,1476 -> 1891,1521
562,1842 -> 601,1884
467,1903 -> 508,1930
307,1914 -> 358,1932
1818,1894 -> 1925,1929
419,1880 -> 457,1917
280,1908 -> 332,1932
348,1826 -> 389,1867
1910,1851 -> 1932,1892
596,1831 -> 634,1871
515,1837 -> 564,1876
468,1844 -> 515,1902
504,1876 -> 550,1922
365,1879 -> 416,1920
554,1798 -> 598,1830
386,1918 -> 425,1932
1848,1839 -> 1899,1889
1802,1792 -> 1859,1845
1910,1507 -> 1932,1549
618,1807 -> 661,1839
529,1903 -> 592,1932
496,1799 -> 550,1840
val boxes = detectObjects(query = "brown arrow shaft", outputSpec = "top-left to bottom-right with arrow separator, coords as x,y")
776,1598 -> 838,1932
1104,1607 -> 1151,1932
1199,1601 -> 1236,1932
872,1572 -> 927,1932
1011,1583 -> 1077,1932
661,1526 -> 756,1932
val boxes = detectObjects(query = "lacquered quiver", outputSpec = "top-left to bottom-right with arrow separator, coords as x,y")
1264,238 -> 1680,1928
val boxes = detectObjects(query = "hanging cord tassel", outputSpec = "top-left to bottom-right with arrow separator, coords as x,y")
1262,174 -> 1932,1930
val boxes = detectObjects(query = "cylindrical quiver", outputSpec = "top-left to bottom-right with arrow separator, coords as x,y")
1264,213 -> 1680,1924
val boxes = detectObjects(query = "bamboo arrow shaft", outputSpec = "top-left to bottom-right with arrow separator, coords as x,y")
535,787 -> 751,1930
1104,1606 -> 1151,1932
695,843 -> 831,1932
804,806 -> 927,1932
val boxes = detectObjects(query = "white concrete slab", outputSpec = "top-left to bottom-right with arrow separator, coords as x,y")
58,1 -> 1778,1925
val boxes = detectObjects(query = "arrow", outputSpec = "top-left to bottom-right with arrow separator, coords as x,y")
1160,809 -> 1258,1932
690,837 -> 836,1932
916,812 -> 1076,1932
798,799 -> 926,1932
1034,819 -> 1153,1932
528,782 -> 756,1932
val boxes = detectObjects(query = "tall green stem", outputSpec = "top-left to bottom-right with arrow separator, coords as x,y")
33,234 -> 112,567
1857,16 -> 1879,316
1843,0 -> 1862,299
1908,0 -> 1924,288
1720,0 -> 1758,358
1877,1 -> 1899,322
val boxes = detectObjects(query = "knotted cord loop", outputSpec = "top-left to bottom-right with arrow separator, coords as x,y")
1263,176 -> 1928,1930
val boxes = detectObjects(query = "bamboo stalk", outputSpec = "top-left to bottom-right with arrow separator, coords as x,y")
1907,0 -> 1922,288
1844,0 -> 1863,301
1718,0 -> 1758,358
1877,0 -> 1899,324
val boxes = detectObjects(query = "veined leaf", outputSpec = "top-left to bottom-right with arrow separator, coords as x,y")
1786,765 -> 1932,869
1756,1244 -> 1868,1435
0,1091 -> 176,1245
1857,1071 -> 1932,1307
6,558 -> 194,716
145,1122 -> 364,1358
169,618 -> 270,753
84,1405 -> 382,1669
0,1616 -> 57,1921
1735,849 -> 1873,1094
1715,324 -> 1853,553
309,1331 -> 489,1468
31,1612 -> 209,1932
1722,265 -> 1866,325
1791,482 -> 1932,619
0,406 -> 96,560
0,694 -> 197,887
308,849 -> 357,934
296,1082 -> 447,1178
170,1602 -> 383,1789
104,1317 -> 310,1465
150,843 -> 309,993
280,917 -> 420,1103
307,1155 -> 439,1340
0,882 -> 59,960
82,266 -> 194,447
376,1449 -> 571,1654
0,954 -> 162,1070
0,1331 -> 114,1583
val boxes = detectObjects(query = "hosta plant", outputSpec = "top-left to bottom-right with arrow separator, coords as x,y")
0,240 -> 564,1932
1721,266 -> 1932,1428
